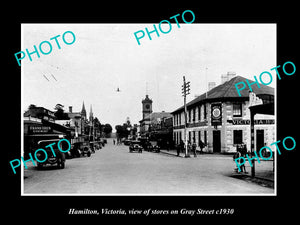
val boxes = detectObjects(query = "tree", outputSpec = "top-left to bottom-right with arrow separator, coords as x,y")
93,117 -> 102,138
54,103 -> 69,120
28,104 -> 37,110
103,123 -> 112,137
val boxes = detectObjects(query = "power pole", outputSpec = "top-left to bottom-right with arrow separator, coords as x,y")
182,76 -> 191,158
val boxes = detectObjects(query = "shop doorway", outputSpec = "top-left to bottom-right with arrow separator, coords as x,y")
213,130 -> 221,153
256,130 -> 264,152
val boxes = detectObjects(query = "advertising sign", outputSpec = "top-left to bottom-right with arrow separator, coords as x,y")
211,103 -> 222,126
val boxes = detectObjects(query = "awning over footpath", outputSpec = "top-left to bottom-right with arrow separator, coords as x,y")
249,102 -> 275,178
249,103 -> 274,115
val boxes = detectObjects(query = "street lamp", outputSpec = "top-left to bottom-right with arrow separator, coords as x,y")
182,76 -> 190,158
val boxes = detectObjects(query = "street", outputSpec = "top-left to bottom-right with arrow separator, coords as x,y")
23,139 -> 274,195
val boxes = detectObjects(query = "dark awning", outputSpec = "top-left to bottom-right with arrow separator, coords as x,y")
249,103 -> 274,115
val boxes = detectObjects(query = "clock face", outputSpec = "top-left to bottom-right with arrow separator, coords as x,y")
212,107 -> 221,119
145,104 -> 150,110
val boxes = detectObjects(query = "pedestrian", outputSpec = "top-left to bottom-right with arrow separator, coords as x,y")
233,147 -> 240,172
199,140 -> 205,154
166,140 -> 170,151
113,139 -> 115,145
187,140 -> 192,156
178,139 -> 184,157
192,140 -> 197,157
240,142 -> 248,174
233,144 -> 247,173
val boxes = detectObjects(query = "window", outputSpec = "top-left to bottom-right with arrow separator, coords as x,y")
198,105 -> 201,121
233,130 -> 243,144
233,103 -> 242,117
203,104 -> 207,120
193,108 -> 196,122
179,113 -> 181,125
204,130 -> 207,145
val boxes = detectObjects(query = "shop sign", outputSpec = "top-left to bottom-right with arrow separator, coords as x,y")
227,119 -> 275,125
29,125 -> 52,134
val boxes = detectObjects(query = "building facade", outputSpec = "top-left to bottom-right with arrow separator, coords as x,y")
171,75 -> 275,153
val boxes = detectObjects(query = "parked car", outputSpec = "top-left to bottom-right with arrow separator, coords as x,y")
70,143 -> 81,158
81,142 -> 92,157
73,141 -> 92,157
94,141 -> 102,150
129,141 -> 143,153
148,141 -> 160,153
36,139 -> 66,169
124,139 -> 132,146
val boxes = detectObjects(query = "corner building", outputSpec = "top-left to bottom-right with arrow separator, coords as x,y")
171,75 -> 275,153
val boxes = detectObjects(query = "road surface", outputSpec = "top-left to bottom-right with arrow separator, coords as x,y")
23,139 -> 274,195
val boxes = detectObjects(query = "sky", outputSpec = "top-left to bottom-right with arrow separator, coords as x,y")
22,23 -> 276,130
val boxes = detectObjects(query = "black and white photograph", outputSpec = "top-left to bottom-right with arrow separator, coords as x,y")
5,4 -> 297,221
21,23 -> 276,195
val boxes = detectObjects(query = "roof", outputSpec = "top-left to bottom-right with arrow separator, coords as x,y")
67,112 -> 82,119
142,112 -> 172,123
172,75 -> 274,114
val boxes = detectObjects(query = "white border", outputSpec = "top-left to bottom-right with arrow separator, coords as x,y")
20,23 -> 277,196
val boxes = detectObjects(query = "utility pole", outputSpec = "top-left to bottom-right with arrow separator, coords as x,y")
182,76 -> 190,158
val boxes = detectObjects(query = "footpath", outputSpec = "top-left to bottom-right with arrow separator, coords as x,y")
159,148 -> 274,188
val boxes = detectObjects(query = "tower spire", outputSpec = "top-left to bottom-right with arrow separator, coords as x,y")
146,82 -> 148,96
89,104 -> 93,122
81,101 -> 86,119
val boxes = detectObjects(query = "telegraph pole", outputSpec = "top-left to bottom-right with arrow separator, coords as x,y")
182,76 -> 190,158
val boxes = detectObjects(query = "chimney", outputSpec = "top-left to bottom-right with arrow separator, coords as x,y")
69,106 -> 73,113
221,74 -> 228,84
208,82 -> 216,91
227,71 -> 236,81
221,72 -> 236,84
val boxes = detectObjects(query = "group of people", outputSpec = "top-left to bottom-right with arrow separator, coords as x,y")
113,138 -> 123,145
176,139 -> 206,157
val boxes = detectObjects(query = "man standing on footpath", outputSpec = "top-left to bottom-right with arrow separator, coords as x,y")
192,139 -> 197,157
178,139 -> 185,157
199,140 -> 206,154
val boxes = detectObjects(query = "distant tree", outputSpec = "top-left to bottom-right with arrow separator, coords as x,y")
94,117 -> 101,128
54,103 -> 69,120
115,125 -> 125,138
103,123 -> 112,137
54,103 -> 64,111
93,117 -> 102,137
28,104 -> 37,110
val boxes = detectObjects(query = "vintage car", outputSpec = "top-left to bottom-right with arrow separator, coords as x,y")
93,141 -> 102,150
148,141 -> 160,153
81,142 -> 92,157
72,142 -> 92,157
36,139 -> 67,169
129,141 -> 143,153
124,139 -> 132,146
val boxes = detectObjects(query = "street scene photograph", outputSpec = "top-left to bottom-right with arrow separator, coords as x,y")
21,23 -> 276,195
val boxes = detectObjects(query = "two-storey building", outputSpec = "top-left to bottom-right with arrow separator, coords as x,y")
171,75 -> 275,153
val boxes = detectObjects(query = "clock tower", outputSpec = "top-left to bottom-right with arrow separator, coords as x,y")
142,94 -> 153,119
